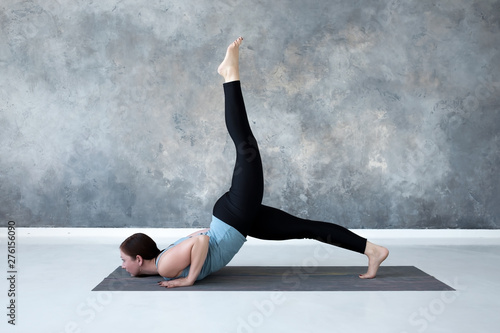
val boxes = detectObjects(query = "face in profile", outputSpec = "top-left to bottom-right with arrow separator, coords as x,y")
120,250 -> 141,276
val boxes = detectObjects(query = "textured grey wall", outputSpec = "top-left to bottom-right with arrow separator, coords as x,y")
1,0 -> 499,228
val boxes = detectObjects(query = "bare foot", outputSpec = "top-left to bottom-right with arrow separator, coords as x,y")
359,241 -> 389,279
217,37 -> 243,82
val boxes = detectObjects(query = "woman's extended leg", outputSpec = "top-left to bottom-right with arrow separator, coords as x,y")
249,205 -> 367,253
249,205 -> 389,278
213,37 -> 264,236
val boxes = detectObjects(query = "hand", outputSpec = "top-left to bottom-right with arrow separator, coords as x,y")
157,278 -> 193,288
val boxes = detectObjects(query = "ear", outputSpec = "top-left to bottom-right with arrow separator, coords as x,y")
135,255 -> 144,265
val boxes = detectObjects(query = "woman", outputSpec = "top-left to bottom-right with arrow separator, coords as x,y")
119,37 -> 389,288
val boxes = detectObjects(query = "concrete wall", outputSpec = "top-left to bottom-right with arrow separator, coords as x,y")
1,0 -> 499,228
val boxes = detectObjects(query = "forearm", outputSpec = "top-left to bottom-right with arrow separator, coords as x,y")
185,235 -> 210,284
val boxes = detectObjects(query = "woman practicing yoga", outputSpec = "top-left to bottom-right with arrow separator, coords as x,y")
120,37 -> 389,288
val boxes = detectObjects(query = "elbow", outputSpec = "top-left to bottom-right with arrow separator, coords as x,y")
196,235 -> 210,257
192,234 -> 209,251
198,234 -> 209,241
198,235 -> 210,246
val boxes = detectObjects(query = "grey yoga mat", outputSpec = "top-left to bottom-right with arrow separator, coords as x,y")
92,266 -> 454,292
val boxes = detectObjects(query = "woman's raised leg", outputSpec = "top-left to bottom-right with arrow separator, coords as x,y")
213,37 -> 264,236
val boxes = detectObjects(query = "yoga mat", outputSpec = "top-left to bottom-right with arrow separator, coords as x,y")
92,266 -> 454,292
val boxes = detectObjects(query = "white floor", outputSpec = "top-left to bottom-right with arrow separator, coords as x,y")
1,228 -> 500,333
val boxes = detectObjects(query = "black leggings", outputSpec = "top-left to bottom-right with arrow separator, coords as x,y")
213,81 -> 367,254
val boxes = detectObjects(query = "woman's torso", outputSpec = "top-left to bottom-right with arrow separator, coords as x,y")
156,216 -> 246,281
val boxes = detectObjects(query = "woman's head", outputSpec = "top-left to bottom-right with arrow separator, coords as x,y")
119,233 -> 161,276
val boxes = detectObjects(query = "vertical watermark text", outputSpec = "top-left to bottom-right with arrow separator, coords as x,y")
6,220 -> 17,325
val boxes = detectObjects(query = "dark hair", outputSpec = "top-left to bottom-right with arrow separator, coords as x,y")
120,233 -> 161,260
